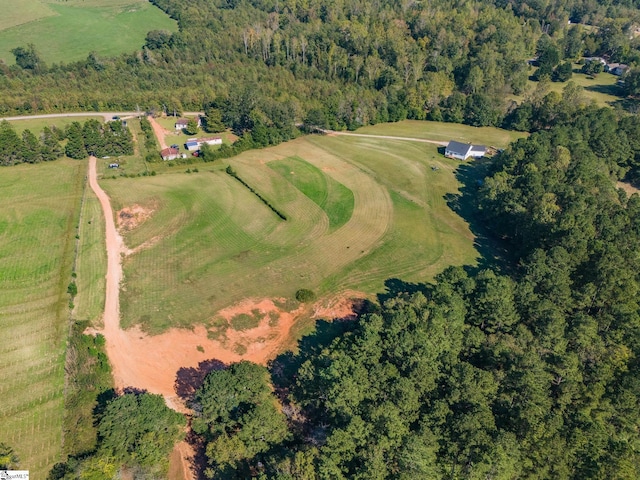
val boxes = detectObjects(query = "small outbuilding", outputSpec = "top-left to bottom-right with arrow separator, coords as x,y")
161,147 -> 180,161
445,140 -> 487,160
185,139 -> 199,151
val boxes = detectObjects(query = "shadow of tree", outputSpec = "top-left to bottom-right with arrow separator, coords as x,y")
175,359 -> 227,401
608,97 -> 640,113
92,388 -> 117,421
583,82 -> 622,98
446,157 -> 516,275
377,277 -> 428,305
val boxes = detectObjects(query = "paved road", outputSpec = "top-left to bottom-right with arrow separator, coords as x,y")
0,111 -> 204,122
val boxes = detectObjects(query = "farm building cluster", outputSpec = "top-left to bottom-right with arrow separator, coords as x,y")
159,115 -> 222,160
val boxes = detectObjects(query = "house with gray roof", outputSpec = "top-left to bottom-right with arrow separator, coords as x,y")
445,140 -> 487,160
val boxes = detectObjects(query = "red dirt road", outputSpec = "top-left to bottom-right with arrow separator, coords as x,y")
147,115 -> 169,150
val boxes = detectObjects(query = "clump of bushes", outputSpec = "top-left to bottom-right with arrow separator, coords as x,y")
295,289 -> 316,303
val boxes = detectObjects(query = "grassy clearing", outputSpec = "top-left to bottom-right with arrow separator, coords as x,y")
354,120 -> 526,147
268,156 -> 354,231
103,125 -> 478,334
0,1 -> 177,65
7,116 -> 101,135
95,118 -> 151,179
511,66 -> 622,106
0,159 -> 85,478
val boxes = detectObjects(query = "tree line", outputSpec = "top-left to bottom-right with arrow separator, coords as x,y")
0,119 -> 133,166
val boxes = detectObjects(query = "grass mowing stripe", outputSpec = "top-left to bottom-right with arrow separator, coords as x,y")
268,156 -> 354,231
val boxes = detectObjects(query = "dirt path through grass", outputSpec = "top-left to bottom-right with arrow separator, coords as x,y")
324,129 -> 448,145
148,114 -> 169,150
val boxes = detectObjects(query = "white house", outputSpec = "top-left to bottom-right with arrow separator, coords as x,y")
445,140 -> 487,160
175,117 -> 201,131
198,137 -> 222,147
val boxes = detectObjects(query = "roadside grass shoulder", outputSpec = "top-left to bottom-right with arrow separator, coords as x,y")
73,188 -> 106,326
7,116 -> 102,135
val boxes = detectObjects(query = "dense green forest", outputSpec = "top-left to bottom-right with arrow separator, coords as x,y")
1,0 -> 639,126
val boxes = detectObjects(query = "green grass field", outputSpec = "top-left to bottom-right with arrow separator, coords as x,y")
0,0 -> 177,65
7,116 -> 102,135
354,120 -> 527,147
73,187 -> 107,326
101,130 -> 479,334
0,159 -> 85,478
268,156 -> 354,231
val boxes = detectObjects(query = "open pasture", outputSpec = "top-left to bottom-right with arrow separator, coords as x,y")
0,0 -> 177,65
0,159 -> 84,478
354,120 -> 526,147
102,130 -> 478,334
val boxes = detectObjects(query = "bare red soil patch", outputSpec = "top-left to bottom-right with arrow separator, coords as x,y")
117,203 -> 155,231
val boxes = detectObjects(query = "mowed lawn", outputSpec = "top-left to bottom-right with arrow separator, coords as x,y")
0,0 -> 177,65
0,159 -> 84,477
102,130 -> 479,334
354,120 -> 527,147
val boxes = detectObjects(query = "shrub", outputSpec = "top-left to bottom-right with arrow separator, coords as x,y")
295,289 -> 316,303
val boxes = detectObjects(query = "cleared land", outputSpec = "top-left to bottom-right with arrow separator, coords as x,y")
354,120 -> 527,147
512,66 -> 623,107
0,0 -> 177,65
100,128 -> 482,335
7,115 -> 101,135
0,159 -> 84,478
